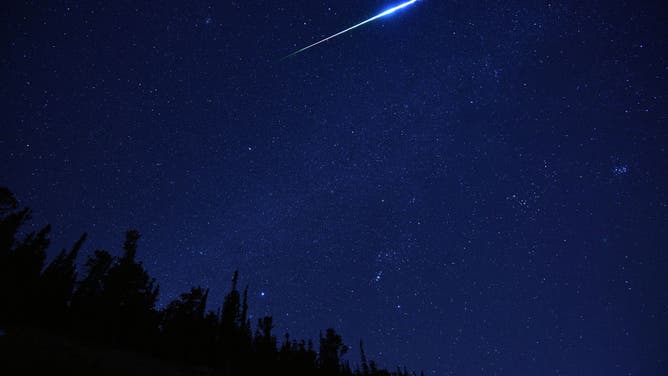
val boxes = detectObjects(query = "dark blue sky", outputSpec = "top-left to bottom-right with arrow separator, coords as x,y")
2,1 -> 667,374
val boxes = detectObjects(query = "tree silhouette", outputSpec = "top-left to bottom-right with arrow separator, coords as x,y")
0,187 -> 30,323
220,270 -> 242,331
2,223 -> 51,322
0,186 -> 421,376
360,340 -> 370,376
40,232 -> 87,328
216,269 -> 252,374
101,230 -> 159,346
320,328 -> 349,375
70,248 -> 114,338
161,286 -> 215,364
252,315 -> 277,374
0,186 -> 18,214
278,333 -> 319,376
240,285 -> 251,340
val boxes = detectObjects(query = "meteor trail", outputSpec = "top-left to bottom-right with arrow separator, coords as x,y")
281,0 -> 417,60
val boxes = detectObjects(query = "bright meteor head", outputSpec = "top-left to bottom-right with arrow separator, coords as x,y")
378,0 -> 418,18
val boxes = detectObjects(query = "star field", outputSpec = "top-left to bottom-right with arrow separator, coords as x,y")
2,1 -> 667,374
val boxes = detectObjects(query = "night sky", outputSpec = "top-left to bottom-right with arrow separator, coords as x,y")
2,1 -> 667,374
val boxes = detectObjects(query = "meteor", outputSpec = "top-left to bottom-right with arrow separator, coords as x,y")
281,0 -> 418,60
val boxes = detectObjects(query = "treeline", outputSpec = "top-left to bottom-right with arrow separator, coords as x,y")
0,187 -> 422,376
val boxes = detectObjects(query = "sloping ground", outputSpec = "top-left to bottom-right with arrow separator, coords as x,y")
0,326 -> 215,376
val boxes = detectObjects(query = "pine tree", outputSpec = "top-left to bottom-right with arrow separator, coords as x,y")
241,285 -> 250,338
6,224 -> 51,321
0,187 -> 30,322
360,340 -> 370,376
320,328 -> 348,374
162,286 -> 212,364
217,270 -> 243,374
40,232 -> 87,327
0,188 -> 419,375
101,230 -> 159,346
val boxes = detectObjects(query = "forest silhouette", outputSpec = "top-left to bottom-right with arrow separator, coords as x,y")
0,186 -> 423,376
